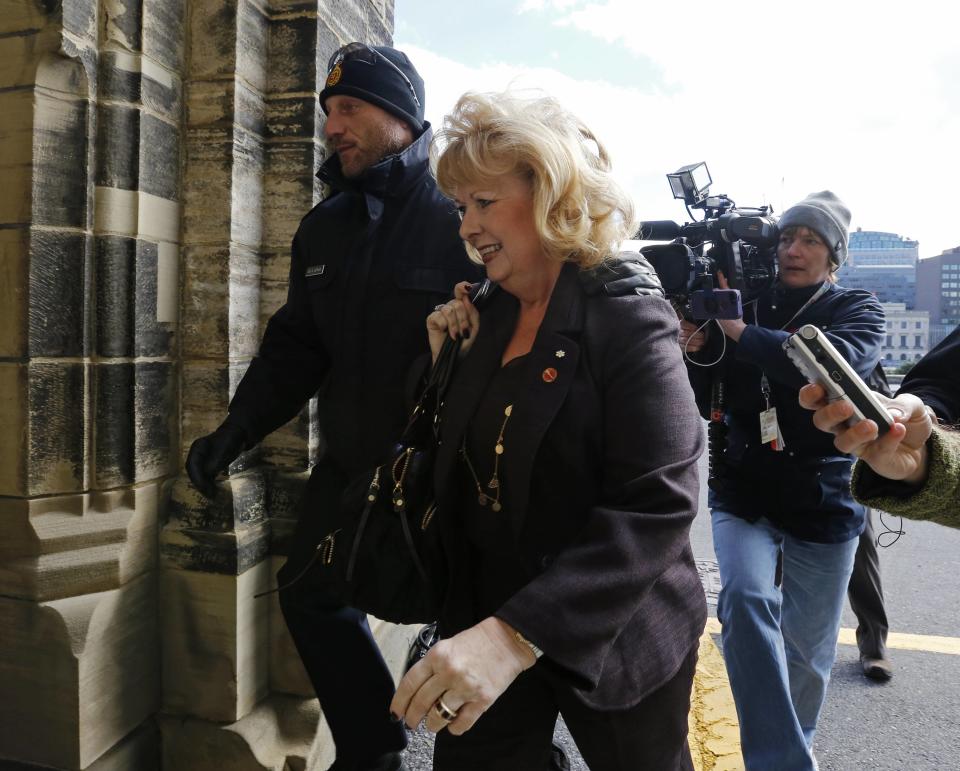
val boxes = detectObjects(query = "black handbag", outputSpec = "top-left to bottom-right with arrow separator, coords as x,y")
293,280 -> 496,624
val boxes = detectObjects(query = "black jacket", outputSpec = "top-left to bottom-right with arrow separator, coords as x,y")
687,281 -> 885,542
899,326 -> 960,424
227,125 -> 481,477
434,264 -> 707,709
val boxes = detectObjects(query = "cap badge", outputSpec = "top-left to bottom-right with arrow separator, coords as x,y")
326,64 -> 342,87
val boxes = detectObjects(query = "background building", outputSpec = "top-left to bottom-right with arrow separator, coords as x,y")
916,245 -> 960,347
836,229 -> 920,307
879,303 -> 930,367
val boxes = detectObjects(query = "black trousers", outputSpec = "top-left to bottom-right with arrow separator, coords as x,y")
277,467 -> 407,764
433,645 -> 698,771
847,509 -> 890,659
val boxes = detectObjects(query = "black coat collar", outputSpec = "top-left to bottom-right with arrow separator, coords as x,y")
316,122 -> 434,200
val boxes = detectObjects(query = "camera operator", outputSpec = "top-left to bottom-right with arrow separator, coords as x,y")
679,192 -> 884,771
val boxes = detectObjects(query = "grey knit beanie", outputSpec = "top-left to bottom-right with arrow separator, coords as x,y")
779,191 -> 851,268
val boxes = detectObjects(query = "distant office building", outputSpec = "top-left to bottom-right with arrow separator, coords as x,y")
847,230 -> 919,266
916,245 -> 960,347
837,229 -> 919,307
880,303 -> 929,366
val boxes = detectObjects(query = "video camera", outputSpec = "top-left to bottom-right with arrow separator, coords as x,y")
637,162 -> 779,320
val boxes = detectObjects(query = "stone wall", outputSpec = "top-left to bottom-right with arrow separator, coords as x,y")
0,1 -> 412,768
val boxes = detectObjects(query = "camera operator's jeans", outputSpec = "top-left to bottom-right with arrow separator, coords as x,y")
711,510 -> 858,771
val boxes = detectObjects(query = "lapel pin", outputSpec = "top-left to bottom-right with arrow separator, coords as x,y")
542,367 -> 558,383
555,350 -> 566,358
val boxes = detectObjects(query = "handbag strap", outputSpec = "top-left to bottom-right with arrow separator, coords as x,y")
399,335 -> 461,442
402,279 -> 496,444
425,278 -> 496,400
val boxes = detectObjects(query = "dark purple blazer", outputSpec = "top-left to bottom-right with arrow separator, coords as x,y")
433,263 -> 707,710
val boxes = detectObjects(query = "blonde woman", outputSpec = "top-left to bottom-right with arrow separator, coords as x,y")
390,91 -> 706,770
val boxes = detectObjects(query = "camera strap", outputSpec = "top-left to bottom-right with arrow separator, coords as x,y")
758,281 -> 829,452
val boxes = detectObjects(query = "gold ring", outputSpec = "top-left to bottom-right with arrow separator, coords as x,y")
433,696 -> 458,722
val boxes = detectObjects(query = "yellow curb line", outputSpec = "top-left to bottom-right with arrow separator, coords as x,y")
704,617 -> 960,656
689,631 -> 744,771
691,617 -> 960,771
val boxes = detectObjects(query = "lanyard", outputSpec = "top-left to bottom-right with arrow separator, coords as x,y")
774,281 -> 830,332
760,281 -> 830,402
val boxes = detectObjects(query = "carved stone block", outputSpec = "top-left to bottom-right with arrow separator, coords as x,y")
236,0 -> 269,95
261,141 -> 320,249
143,0 -> 185,73
0,362 -> 90,497
158,694 -> 319,771
160,556 -> 272,722
269,12 -> 325,95
0,483 -> 160,602
32,82 -> 89,229
95,102 -> 139,191
182,126 -> 238,243
95,235 -> 176,358
99,51 -> 142,104
103,0 -> 143,52
187,0 -> 239,81
142,63 -> 182,120
181,243 -> 260,360
265,94 -> 320,141
0,227 -> 29,358
134,360 -> 177,481
93,362 -> 135,487
140,112 -> 180,200
27,229 -> 90,357
0,572 -> 159,769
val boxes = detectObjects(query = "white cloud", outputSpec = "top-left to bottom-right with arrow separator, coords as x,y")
517,0 -> 582,13
399,3 -> 960,255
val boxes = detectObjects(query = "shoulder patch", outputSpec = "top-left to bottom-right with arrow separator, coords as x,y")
579,252 -> 664,298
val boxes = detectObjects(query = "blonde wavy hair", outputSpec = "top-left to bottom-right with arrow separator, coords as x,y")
432,91 -> 636,269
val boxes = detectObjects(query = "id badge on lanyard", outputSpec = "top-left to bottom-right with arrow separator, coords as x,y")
756,282 -> 828,452
760,374 -> 785,451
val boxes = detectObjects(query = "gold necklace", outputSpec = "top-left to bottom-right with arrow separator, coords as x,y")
462,404 -> 513,512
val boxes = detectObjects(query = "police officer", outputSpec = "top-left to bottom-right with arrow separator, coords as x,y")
186,44 -> 479,771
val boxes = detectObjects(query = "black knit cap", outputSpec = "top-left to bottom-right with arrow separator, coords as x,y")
320,44 -> 426,133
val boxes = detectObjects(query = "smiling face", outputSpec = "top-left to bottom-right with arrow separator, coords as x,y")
776,226 -> 834,288
454,173 -> 557,294
323,94 -> 413,178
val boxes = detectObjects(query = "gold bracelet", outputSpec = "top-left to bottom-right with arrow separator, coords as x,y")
514,630 -> 544,659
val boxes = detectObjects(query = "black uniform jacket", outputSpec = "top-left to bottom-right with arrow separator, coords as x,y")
227,125 -> 480,478
899,325 -> 960,424
433,263 -> 707,710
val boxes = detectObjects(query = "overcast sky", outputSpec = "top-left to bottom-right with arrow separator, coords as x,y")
395,0 -> 959,258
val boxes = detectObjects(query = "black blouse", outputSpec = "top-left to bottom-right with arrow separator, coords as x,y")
458,354 -> 530,619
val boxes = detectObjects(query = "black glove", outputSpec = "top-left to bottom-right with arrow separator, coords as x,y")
185,421 -> 250,499
579,252 -> 664,298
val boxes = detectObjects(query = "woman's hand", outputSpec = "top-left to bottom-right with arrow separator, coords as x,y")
799,383 -> 934,485
714,271 -> 746,342
678,319 -> 707,353
390,616 -> 535,736
427,281 -> 481,364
